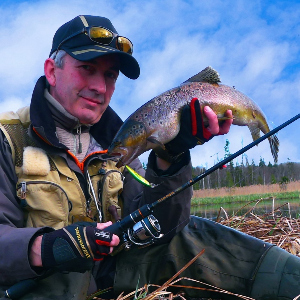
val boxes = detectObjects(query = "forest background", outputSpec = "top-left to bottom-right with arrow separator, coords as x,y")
190,139 -> 300,199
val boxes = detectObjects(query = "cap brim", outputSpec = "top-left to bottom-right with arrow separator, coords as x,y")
63,44 -> 140,79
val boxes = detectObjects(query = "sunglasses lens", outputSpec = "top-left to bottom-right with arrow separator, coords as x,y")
117,37 -> 133,55
89,27 -> 114,44
88,27 -> 133,55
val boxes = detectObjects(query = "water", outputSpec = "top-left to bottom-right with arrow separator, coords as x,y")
191,198 -> 300,220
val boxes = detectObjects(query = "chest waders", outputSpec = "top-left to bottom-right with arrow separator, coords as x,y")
114,216 -> 300,299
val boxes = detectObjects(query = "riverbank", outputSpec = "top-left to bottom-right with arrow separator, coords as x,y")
218,210 -> 300,257
192,180 -> 300,206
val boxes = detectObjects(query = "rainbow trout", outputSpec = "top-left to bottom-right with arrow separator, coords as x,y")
108,66 -> 279,167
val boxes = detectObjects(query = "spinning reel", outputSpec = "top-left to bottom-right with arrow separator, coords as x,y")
123,214 -> 163,248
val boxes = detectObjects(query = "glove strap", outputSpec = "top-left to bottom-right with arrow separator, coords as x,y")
190,98 -> 212,143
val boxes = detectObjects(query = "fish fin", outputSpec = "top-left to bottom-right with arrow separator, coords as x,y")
217,116 -> 234,121
184,66 -> 221,84
248,124 -> 261,141
147,136 -> 166,150
269,134 -> 280,163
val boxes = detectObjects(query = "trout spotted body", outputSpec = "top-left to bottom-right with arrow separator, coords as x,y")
108,67 -> 279,167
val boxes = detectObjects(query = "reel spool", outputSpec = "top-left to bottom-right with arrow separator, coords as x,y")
126,215 -> 163,246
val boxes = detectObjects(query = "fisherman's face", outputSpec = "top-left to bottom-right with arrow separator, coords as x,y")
46,54 -> 119,124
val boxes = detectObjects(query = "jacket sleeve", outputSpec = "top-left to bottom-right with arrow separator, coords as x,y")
142,151 -> 193,243
0,130 -> 48,285
123,151 -> 193,244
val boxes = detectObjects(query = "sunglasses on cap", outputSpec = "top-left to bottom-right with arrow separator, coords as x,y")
56,26 -> 133,55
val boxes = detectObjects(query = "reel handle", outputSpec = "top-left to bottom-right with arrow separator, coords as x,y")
105,204 -> 153,236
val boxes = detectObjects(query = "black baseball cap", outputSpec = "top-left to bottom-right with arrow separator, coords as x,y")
49,15 -> 140,79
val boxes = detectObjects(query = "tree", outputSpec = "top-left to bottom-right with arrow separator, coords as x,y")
259,157 -> 266,167
271,174 -> 277,184
225,170 -> 234,188
258,156 -> 266,185
224,139 -> 231,159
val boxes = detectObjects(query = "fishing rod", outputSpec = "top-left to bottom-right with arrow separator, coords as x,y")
5,113 -> 300,299
105,112 -> 300,236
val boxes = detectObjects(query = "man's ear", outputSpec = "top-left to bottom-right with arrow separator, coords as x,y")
44,58 -> 56,87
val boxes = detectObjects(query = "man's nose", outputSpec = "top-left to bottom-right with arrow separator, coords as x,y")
89,74 -> 106,94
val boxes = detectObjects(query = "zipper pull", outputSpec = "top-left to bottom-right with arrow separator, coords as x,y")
21,182 -> 27,199
77,126 -> 82,154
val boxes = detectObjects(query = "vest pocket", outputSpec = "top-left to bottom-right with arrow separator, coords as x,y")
17,180 -> 71,229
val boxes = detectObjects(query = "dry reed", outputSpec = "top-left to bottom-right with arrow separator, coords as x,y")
217,197 -> 300,257
192,180 -> 300,199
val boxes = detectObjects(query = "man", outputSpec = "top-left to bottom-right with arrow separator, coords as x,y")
0,15 -> 299,300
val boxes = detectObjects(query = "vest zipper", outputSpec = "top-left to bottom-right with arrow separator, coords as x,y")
20,182 -> 27,199
73,125 -> 82,154
18,180 -> 73,212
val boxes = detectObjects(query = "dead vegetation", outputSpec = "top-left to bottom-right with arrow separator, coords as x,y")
217,197 -> 300,257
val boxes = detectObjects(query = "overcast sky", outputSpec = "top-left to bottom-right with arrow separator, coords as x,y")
0,0 -> 299,168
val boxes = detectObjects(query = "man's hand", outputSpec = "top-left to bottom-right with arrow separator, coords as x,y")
29,222 -> 119,272
156,103 -> 233,170
204,106 -> 233,135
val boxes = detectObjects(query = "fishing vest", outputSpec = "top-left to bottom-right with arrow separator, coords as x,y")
0,107 -> 124,230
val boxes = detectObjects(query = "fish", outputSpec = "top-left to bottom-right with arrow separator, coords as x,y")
108,66 -> 279,167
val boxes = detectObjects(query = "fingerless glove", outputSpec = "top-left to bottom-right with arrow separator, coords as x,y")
155,98 -> 213,163
41,222 -> 113,273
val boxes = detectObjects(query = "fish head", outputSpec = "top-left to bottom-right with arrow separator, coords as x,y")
108,119 -> 148,167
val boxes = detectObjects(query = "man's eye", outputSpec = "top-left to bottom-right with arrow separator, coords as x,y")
81,65 -> 91,70
106,72 -> 118,81
79,65 -> 95,72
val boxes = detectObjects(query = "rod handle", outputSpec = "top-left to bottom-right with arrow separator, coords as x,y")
5,279 -> 38,299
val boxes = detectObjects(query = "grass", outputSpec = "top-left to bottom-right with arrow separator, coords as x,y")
191,190 -> 300,206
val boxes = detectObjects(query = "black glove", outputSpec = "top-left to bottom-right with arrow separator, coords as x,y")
41,222 -> 113,273
155,98 -> 213,163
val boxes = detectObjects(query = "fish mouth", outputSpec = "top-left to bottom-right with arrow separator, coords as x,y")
107,146 -> 128,167
108,145 -> 144,168
108,146 -> 128,158
107,146 -> 133,168
116,158 -> 125,168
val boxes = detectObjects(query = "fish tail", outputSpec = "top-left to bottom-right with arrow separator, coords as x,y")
259,118 -> 280,163
268,134 -> 280,163
249,120 -> 280,163
249,124 -> 261,141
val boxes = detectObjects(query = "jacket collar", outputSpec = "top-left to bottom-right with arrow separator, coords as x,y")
30,76 -> 123,150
